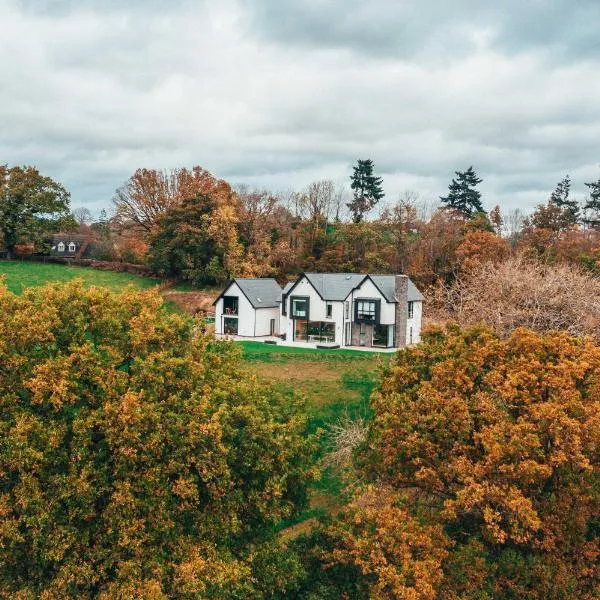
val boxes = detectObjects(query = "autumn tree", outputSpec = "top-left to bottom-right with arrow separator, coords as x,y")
0,281 -> 315,597
147,185 -> 247,284
455,229 -> 510,272
334,325 -> 599,599
0,165 -> 71,257
348,159 -> 385,223
431,254 -> 600,341
440,166 -> 484,217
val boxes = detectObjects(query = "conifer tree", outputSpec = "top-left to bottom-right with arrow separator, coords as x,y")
347,159 -> 384,223
550,174 -> 579,225
440,166 -> 483,217
584,172 -> 600,213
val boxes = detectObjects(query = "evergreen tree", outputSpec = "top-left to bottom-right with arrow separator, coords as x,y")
550,174 -> 579,225
347,159 -> 384,223
440,166 -> 483,217
584,172 -> 600,213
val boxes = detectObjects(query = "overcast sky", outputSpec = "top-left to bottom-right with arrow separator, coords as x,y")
2,0 -> 600,217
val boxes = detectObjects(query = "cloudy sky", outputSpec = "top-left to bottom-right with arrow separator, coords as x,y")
2,0 -> 600,216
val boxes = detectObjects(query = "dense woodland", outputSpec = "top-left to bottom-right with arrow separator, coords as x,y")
1,163 -> 600,597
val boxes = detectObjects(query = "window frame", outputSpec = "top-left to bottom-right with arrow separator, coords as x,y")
326,302 -> 333,319
354,298 -> 380,324
57,242 -> 65,252
68,242 -> 76,253
290,295 -> 310,320
408,301 -> 414,319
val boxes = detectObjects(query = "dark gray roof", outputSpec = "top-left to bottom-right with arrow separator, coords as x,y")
370,275 -> 425,303
301,273 -> 424,303
235,278 -> 282,308
304,273 -> 365,301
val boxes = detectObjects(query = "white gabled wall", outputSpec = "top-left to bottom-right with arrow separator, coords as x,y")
350,278 -> 395,324
214,282 -> 271,337
284,276 -> 344,344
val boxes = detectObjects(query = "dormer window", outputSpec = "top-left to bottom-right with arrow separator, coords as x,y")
57,242 -> 65,252
68,242 -> 76,252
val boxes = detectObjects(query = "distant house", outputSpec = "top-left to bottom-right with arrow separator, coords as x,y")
50,234 -> 91,258
213,278 -> 283,337
214,273 -> 424,349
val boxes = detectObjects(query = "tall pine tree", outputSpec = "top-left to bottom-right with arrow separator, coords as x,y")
347,159 -> 384,223
584,171 -> 600,213
440,166 -> 483,217
550,174 -> 579,225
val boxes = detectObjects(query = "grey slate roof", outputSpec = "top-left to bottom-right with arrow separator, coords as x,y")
370,275 -> 425,303
304,273 -> 365,301
300,273 -> 424,303
234,278 -> 282,309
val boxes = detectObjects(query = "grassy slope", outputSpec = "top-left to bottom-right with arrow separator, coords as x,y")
238,341 -> 393,531
0,260 -> 164,294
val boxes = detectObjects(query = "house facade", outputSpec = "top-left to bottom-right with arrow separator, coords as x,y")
215,273 -> 424,349
214,278 -> 282,337
280,273 -> 423,348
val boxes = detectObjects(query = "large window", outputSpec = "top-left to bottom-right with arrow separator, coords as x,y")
223,317 -> 238,335
295,320 -> 335,343
291,296 -> 309,319
355,299 -> 379,323
223,296 -> 239,315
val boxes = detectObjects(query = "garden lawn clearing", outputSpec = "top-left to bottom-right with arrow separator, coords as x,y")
237,341 -> 393,535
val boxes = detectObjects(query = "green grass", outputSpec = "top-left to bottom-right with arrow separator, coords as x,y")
0,259 -> 165,294
237,340 -> 394,532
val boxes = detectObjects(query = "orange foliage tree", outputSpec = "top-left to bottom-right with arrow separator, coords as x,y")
0,281 -> 315,597
339,325 -> 600,599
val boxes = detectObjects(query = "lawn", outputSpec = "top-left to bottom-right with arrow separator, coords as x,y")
0,259 -> 164,294
237,341 -> 394,534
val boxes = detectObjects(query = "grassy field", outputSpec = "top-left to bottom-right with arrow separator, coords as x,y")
0,259 -> 165,294
238,341 -> 393,534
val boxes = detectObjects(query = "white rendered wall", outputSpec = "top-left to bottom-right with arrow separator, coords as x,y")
284,277 -> 344,344
349,278 -> 395,324
407,300 -> 423,345
214,282 -> 256,337
254,307 -> 280,336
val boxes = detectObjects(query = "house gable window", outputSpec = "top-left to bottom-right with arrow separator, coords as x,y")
408,301 -> 414,319
326,302 -> 333,318
68,242 -> 76,252
355,299 -> 380,324
57,242 -> 65,252
290,296 -> 310,320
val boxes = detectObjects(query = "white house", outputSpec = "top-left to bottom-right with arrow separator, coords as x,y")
215,273 -> 424,349
214,278 -> 282,337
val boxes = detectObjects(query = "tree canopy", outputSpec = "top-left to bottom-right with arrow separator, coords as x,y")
347,159 -> 385,223
440,166 -> 484,217
0,280 -> 315,597
0,165 -> 71,257
334,325 -> 600,599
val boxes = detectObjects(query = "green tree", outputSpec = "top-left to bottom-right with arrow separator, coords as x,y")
584,170 -> 600,213
0,165 -> 70,257
347,159 -> 384,223
0,281 -> 315,597
550,174 -> 580,226
440,166 -> 484,217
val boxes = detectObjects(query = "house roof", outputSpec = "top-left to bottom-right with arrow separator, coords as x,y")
369,275 -> 425,303
214,278 -> 283,309
297,273 -> 425,303
303,273 -> 365,301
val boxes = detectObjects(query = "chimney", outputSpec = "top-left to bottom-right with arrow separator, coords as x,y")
394,275 -> 408,348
